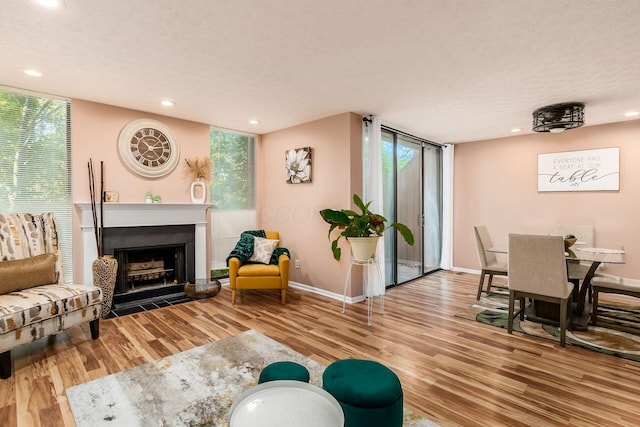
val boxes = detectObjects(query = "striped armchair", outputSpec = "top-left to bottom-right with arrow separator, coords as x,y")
0,213 -> 103,379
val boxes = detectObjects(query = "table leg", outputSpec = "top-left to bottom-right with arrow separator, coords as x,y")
576,261 -> 601,315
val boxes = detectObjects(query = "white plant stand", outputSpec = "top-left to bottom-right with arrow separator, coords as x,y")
342,256 -> 385,326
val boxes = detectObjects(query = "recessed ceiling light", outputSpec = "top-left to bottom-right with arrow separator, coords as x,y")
33,0 -> 64,8
510,128 -> 522,133
24,69 -> 43,77
249,120 -> 260,125
624,111 -> 639,117
161,100 -> 174,107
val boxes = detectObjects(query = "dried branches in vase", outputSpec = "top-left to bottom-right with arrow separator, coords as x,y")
88,158 -> 117,318
183,157 -> 213,181
87,158 -> 103,257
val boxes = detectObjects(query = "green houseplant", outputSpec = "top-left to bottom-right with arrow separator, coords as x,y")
319,194 -> 415,261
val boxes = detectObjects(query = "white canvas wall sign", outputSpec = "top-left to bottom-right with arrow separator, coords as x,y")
538,147 -> 619,192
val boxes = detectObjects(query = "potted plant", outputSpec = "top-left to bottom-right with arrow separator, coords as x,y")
319,194 -> 415,261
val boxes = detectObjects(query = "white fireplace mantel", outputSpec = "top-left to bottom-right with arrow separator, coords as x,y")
76,203 -> 209,285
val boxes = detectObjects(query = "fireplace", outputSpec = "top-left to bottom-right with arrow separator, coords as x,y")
77,203 -> 209,286
117,246 -> 183,292
103,225 -> 196,296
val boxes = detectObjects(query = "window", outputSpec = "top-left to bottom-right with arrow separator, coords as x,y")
210,129 -> 255,209
209,128 -> 256,272
0,88 -> 73,280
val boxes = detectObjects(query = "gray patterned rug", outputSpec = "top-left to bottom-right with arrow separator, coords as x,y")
67,330 -> 438,426
457,292 -> 640,362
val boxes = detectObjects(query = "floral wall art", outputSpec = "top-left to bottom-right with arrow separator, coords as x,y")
285,146 -> 312,183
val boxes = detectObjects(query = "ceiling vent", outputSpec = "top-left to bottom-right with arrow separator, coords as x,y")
532,102 -> 585,133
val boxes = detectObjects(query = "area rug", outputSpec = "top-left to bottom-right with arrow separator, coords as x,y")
456,292 -> 640,362
67,330 -> 438,427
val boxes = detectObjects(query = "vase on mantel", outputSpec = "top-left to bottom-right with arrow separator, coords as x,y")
92,255 -> 118,318
190,178 -> 207,204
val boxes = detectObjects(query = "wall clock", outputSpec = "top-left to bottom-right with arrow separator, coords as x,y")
117,118 -> 180,178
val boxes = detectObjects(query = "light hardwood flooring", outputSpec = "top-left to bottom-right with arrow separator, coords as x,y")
2,270 -> 640,426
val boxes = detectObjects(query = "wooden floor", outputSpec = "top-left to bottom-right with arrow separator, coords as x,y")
2,270 -> 640,426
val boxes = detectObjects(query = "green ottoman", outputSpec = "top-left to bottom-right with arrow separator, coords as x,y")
322,359 -> 403,427
258,361 -> 310,384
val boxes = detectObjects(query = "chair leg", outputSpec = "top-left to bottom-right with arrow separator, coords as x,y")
487,273 -> 494,294
592,288 -> 599,325
559,299 -> 568,347
519,297 -> 526,320
281,289 -> 286,305
89,318 -> 100,339
0,351 -> 11,379
232,289 -> 237,305
476,270 -> 487,300
507,291 -> 515,334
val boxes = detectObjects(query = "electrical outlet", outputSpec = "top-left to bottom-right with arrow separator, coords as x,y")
295,259 -> 300,269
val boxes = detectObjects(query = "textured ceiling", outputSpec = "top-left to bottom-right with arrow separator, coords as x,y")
2,0 -> 640,143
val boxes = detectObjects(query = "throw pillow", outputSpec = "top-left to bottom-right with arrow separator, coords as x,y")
0,253 -> 56,294
248,237 -> 279,264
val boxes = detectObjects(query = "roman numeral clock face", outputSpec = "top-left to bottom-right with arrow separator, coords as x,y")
131,128 -> 171,167
118,119 -> 180,178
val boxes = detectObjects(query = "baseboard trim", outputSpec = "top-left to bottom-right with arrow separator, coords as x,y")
220,272 -> 488,305
288,281 -> 365,305
219,278 -> 364,304
451,266 -> 481,275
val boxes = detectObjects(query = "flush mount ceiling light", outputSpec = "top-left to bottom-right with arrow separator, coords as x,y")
33,0 -> 64,8
24,69 -> 43,77
532,102 -> 585,133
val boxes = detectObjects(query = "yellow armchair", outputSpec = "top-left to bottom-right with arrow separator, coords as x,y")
228,231 -> 290,304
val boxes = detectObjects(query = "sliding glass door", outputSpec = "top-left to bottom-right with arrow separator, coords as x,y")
423,144 -> 443,274
380,129 -> 443,286
396,135 -> 423,283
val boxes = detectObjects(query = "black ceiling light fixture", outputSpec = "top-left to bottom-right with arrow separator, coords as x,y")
532,102 -> 585,133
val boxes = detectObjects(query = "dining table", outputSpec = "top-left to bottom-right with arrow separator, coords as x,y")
487,243 -> 626,328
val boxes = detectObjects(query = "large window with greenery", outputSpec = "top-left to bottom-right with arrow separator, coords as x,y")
209,128 -> 256,272
0,88 -> 73,280
210,129 -> 255,209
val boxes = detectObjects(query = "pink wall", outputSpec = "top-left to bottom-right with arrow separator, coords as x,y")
70,100 -> 210,282
68,98 -> 640,290
259,113 -> 364,295
454,119 -> 640,278
67,100 -> 363,294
